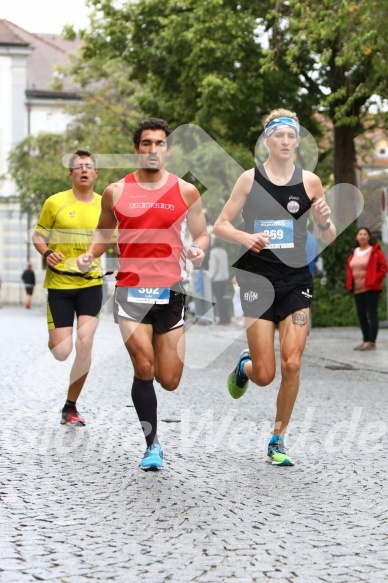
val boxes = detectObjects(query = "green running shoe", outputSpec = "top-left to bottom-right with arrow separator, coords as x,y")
227,349 -> 250,399
267,441 -> 295,466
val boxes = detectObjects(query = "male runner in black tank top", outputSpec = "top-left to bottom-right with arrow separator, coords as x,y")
214,109 -> 336,466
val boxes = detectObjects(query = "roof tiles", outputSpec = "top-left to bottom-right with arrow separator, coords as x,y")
0,19 -> 81,93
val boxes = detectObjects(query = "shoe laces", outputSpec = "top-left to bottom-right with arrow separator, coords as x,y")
269,441 -> 286,454
65,406 -> 80,418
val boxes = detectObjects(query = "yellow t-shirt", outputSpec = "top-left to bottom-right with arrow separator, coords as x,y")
34,189 -> 102,290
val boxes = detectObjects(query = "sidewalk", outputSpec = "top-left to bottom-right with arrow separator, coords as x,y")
188,318 -> 388,375
304,325 -> 388,374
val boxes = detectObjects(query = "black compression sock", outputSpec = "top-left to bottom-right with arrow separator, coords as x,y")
131,377 -> 158,447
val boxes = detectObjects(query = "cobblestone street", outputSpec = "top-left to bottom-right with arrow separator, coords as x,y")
1,306 -> 388,582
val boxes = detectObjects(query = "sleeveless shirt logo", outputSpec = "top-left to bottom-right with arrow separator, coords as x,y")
129,202 -> 175,210
244,291 -> 259,302
287,200 -> 300,214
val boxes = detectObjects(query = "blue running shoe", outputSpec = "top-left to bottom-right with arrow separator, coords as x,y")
141,443 -> 163,471
227,349 -> 251,399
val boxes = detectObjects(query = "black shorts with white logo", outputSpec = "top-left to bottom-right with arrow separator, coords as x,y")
239,270 -> 313,324
113,286 -> 186,334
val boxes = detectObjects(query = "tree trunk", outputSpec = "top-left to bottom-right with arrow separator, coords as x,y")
332,124 -> 358,226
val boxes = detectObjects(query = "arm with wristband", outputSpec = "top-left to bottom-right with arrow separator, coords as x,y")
32,232 -> 65,267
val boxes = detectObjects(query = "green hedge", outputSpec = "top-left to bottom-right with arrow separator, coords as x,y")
311,278 -> 387,327
310,221 -> 387,326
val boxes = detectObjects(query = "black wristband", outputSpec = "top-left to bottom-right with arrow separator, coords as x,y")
317,221 -> 331,231
43,249 -> 54,258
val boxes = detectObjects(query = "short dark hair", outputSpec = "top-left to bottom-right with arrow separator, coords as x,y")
133,118 -> 173,147
69,149 -> 97,171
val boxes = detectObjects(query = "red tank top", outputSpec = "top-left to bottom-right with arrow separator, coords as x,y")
114,172 -> 189,288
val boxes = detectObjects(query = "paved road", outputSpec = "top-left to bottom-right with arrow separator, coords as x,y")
1,306 -> 388,582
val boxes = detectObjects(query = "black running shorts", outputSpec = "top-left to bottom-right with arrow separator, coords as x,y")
47,286 -> 103,330
239,272 -> 313,324
114,286 -> 185,334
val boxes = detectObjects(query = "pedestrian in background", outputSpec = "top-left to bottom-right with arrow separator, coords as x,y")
231,276 -> 244,326
21,263 -> 36,309
208,237 -> 231,325
305,221 -> 319,276
346,227 -> 387,351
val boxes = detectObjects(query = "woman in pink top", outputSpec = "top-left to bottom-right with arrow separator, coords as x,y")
346,227 -> 387,350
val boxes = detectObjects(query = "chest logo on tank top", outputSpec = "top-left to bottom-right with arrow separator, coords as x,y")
287,200 -> 300,214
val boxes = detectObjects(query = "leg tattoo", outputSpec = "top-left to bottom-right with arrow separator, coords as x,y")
292,310 -> 307,327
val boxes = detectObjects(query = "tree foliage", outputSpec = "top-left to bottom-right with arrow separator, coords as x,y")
54,1 -> 314,220
63,57 -> 143,187
12,0 -> 388,211
262,0 -> 388,187
8,134 -> 72,215
77,0 -> 388,188
78,0 -> 317,153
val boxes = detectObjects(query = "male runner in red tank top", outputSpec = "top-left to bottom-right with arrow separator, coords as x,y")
77,118 -> 209,470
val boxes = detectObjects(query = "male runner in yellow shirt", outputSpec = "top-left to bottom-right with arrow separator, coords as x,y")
32,150 -> 102,426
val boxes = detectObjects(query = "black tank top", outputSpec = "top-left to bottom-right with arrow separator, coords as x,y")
236,165 -> 311,281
